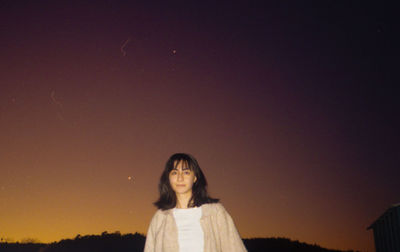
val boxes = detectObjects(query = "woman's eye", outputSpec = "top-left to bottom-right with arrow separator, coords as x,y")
171,171 -> 177,175
184,171 -> 191,175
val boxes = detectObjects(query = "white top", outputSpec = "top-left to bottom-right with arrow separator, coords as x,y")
173,207 -> 204,252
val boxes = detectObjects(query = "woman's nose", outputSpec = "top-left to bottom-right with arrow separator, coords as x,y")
177,172 -> 184,181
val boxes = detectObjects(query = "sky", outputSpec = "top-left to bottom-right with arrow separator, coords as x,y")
0,1 -> 396,251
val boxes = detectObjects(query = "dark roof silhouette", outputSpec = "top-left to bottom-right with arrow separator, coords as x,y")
367,203 -> 400,230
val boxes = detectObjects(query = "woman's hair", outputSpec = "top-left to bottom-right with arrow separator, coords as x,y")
154,153 -> 219,210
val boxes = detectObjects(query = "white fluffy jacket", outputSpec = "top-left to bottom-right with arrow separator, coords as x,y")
144,203 -> 248,252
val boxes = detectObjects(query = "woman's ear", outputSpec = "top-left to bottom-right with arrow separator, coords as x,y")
194,176 -> 197,183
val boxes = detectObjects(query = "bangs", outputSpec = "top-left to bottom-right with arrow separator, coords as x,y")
172,158 -> 194,170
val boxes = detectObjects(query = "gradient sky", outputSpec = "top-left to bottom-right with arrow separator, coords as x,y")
0,1 -> 396,251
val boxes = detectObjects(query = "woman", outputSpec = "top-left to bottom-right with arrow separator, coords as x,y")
144,153 -> 247,252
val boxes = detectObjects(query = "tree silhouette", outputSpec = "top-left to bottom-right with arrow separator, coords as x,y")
0,232 -> 359,252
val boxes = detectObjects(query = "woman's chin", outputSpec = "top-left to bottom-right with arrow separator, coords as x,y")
174,188 -> 191,195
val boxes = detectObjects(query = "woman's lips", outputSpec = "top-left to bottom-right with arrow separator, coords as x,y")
176,184 -> 185,187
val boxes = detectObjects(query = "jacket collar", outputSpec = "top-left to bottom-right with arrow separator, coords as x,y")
161,203 -> 216,217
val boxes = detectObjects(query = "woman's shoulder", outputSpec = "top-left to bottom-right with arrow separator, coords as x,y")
153,208 -> 173,217
201,202 -> 227,216
149,208 -> 171,221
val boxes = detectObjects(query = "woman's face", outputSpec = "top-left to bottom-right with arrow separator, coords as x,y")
169,161 -> 197,196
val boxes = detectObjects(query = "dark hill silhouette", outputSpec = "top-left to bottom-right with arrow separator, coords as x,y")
243,238 -> 358,252
0,242 -> 44,252
0,232 -> 359,252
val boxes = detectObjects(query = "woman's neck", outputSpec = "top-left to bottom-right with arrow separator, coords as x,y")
175,192 -> 193,209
